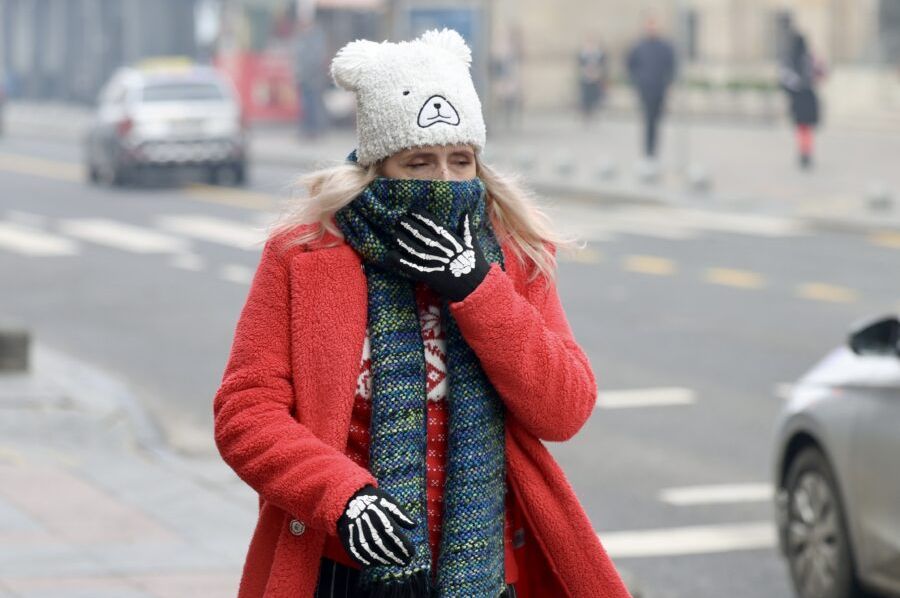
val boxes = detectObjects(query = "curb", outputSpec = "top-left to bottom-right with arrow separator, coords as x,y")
30,342 -> 168,452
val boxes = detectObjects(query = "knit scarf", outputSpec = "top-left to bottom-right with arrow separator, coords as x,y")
334,175 -> 507,597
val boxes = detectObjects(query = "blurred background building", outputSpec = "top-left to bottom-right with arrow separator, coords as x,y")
1,0 -> 899,125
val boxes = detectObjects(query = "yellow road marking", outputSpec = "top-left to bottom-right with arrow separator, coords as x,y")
623,255 -> 676,276
560,245 -> 603,264
704,268 -> 766,290
870,231 -> 900,249
184,184 -> 278,211
0,152 -> 82,183
0,446 -> 26,467
796,283 -> 859,303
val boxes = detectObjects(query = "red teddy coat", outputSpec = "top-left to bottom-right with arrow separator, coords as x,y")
213,222 -> 631,598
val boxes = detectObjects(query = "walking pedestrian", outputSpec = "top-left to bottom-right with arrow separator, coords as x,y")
577,34 -> 608,126
779,30 -> 824,169
293,17 -> 330,139
626,15 -> 677,176
491,27 -> 524,132
213,28 -> 632,598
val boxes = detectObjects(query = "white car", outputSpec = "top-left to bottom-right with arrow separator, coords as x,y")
774,314 -> 900,598
86,60 -> 247,186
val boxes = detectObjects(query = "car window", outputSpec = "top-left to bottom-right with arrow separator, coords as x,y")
140,82 -> 226,102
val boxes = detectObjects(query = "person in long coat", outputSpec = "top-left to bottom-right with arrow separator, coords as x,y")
779,31 -> 823,169
213,28 -> 632,598
626,16 -> 677,166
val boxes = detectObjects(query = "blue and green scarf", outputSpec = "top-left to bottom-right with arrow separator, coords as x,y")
333,163 -> 507,597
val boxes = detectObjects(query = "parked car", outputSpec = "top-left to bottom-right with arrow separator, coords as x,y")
774,314 -> 900,598
85,58 -> 247,186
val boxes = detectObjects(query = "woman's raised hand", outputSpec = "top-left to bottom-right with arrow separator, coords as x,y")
385,206 -> 491,302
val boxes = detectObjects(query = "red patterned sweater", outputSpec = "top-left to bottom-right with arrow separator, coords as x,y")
322,282 -> 518,583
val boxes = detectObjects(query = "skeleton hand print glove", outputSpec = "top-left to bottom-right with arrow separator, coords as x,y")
336,485 -> 417,568
385,206 -> 491,302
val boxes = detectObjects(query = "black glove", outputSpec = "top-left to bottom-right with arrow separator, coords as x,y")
337,485 -> 416,568
385,206 -> 491,302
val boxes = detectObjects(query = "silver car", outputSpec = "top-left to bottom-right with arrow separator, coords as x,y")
774,315 -> 900,598
86,61 -> 247,186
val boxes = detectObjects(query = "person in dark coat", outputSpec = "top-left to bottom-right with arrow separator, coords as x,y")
577,34 -> 608,126
294,17 -> 330,139
779,31 -> 823,169
626,16 -> 677,163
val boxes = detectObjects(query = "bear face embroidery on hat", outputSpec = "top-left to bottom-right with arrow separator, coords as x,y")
417,95 -> 461,128
331,28 -> 486,167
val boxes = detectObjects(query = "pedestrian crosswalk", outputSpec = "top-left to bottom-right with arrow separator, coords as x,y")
0,210 -> 273,284
0,204 -> 811,260
0,203 -> 819,291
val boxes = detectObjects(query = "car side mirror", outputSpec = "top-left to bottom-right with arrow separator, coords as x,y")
848,315 -> 900,357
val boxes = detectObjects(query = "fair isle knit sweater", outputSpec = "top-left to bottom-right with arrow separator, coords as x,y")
322,282 -> 518,584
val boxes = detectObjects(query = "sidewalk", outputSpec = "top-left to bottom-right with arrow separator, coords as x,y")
0,344 -> 255,598
4,100 -> 900,231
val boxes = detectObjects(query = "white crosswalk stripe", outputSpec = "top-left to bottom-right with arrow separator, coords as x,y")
155,214 -> 267,250
599,521 -> 776,559
660,483 -> 773,506
598,387 -> 697,409
0,222 -> 79,256
220,264 -> 254,285
58,219 -> 190,254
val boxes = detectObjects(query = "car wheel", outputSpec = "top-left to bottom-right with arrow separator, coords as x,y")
231,160 -> 247,186
783,447 -> 860,598
111,163 -> 131,187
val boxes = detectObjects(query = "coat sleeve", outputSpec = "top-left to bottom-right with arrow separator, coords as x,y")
212,238 -> 376,532
448,243 -> 597,441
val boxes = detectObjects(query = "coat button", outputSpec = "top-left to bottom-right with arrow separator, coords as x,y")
289,519 -> 306,536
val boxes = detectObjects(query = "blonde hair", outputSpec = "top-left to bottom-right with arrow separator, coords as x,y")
267,155 -> 580,284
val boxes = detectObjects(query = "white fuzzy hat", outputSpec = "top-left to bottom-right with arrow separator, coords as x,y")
331,28 -> 486,167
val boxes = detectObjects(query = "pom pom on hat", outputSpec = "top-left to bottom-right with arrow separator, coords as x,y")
331,28 -> 486,167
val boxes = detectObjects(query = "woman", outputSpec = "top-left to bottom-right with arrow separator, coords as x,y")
213,28 -> 631,598
780,31 -> 824,169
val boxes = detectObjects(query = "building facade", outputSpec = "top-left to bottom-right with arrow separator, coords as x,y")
0,0 -> 196,103
491,0 -> 900,121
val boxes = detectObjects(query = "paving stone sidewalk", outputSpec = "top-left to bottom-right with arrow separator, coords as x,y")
0,345 -> 256,598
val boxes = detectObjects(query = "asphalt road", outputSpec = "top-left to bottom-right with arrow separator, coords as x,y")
2,134 -> 898,598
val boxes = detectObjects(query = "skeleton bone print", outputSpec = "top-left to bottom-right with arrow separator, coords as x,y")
396,211 -> 478,277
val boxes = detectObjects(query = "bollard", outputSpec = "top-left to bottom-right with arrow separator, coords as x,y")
594,157 -> 618,181
865,182 -> 894,213
0,328 -> 29,372
687,163 -> 713,194
554,152 -> 576,178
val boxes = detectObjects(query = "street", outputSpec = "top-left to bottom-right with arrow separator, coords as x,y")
2,133 -> 897,597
